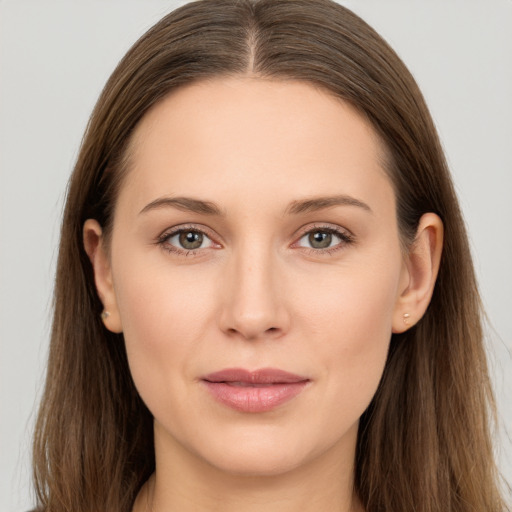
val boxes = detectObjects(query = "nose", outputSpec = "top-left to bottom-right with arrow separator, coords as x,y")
218,245 -> 290,341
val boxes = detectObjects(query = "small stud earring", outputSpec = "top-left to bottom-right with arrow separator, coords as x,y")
101,310 -> 110,321
403,313 -> 410,325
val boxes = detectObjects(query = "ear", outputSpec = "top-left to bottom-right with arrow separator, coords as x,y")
392,213 -> 444,333
83,219 -> 123,333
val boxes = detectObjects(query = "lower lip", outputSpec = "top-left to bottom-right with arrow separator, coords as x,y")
202,381 -> 309,413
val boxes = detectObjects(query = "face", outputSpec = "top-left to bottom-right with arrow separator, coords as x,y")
102,77 -> 410,476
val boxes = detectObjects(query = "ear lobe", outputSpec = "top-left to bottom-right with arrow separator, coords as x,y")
83,219 -> 123,333
392,213 -> 444,333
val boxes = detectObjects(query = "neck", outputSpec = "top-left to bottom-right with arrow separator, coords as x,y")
133,424 -> 363,512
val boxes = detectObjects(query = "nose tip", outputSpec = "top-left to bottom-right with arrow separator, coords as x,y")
225,314 -> 283,341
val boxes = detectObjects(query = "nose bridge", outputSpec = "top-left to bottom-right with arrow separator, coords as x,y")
220,237 -> 287,340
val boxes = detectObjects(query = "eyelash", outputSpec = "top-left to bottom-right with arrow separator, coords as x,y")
295,224 -> 355,256
155,224 -> 355,257
155,224 -> 217,257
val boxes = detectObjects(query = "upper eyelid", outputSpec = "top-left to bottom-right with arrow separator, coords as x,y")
159,222 -> 350,235
159,224 -> 217,240
294,222 -> 353,238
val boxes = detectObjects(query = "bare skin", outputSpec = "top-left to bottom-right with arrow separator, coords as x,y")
84,77 -> 443,512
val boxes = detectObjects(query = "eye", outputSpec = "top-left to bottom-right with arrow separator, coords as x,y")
158,227 -> 216,254
296,226 -> 353,252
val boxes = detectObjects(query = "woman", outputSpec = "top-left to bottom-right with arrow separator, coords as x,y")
31,1 -> 508,511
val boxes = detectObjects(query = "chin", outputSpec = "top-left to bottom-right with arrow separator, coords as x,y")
190,428 -> 322,478
206,447 -> 307,478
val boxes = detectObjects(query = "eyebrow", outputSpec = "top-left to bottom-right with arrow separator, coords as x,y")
139,196 -> 223,216
285,195 -> 373,215
139,194 -> 372,217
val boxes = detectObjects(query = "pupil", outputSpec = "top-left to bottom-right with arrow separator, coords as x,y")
179,231 -> 203,249
309,231 -> 332,249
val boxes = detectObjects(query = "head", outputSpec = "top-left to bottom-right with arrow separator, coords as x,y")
33,1 -> 504,511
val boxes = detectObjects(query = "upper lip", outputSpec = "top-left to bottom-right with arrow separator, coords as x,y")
202,368 -> 309,384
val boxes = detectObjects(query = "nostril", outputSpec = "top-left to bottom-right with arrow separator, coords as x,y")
225,325 -> 281,340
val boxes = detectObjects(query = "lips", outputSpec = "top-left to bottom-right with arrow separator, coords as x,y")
201,368 -> 310,413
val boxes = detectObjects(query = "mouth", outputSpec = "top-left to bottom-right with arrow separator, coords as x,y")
201,368 -> 310,413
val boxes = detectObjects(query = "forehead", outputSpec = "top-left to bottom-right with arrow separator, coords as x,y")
119,76 -> 393,216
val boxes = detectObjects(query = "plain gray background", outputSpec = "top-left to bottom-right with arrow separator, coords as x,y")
1,1 -> 511,510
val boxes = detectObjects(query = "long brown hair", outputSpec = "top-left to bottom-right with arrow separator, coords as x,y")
33,1 -> 508,511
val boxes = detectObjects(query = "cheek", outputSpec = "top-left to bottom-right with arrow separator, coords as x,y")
111,254 -> 217,402
302,255 -> 400,340
299,255 -> 401,417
